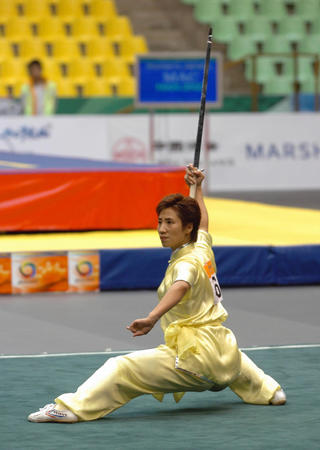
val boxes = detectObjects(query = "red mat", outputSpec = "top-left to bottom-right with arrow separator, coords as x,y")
0,167 -> 188,232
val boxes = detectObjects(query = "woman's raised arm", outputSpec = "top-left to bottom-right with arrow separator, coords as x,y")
185,164 -> 208,232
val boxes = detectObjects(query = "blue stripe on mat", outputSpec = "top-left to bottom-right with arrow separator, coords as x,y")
100,245 -> 320,289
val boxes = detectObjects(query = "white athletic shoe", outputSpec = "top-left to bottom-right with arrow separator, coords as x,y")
270,388 -> 287,405
28,403 -> 79,423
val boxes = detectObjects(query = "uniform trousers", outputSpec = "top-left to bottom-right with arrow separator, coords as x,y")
56,330 -> 280,421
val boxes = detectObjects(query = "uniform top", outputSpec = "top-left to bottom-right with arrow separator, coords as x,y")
157,229 -> 228,362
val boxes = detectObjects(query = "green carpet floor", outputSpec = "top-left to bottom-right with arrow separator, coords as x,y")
1,347 -> 319,450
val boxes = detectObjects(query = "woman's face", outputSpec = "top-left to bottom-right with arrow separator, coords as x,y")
158,207 -> 192,251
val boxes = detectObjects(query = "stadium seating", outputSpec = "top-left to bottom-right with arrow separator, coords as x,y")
185,0 -> 320,94
194,0 -> 224,23
244,17 -> 273,43
5,17 -> 33,39
278,17 -> 306,43
56,78 -> 78,97
56,0 -> 83,19
263,77 -> 294,95
245,56 -> 277,84
86,38 -> 115,61
118,36 -> 148,65
263,36 -> 292,54
0,40 -> 12,62
18,40 -> 47,60
38,18 -> 65,39
259,0 -> 287,22
51,39 -> 80,60
228,36 -> 257,61
90,0 -> 116,18
299,35 -> 320,54
229,0 -> 256,21
22,0 -> 52,18
85,78 -> 113,96
0,0 -> 148,99
71,17 -> 100,39
118,76 -> 136,96
295,0 -> 320,20
213,17 -> 238,43
0,3 -> 16,17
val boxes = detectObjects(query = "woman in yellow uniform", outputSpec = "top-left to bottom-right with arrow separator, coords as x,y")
28,165 -> 286,423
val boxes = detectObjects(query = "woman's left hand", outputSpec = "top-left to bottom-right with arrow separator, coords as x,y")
126,317 -> 156,337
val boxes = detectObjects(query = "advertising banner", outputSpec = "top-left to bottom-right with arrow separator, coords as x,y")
0,114 -> 319,191
107,115 -> 149,163
0,254 -> 11,294
0,116 -> 108,160
151,113 -> 320,191
68,251 -> 100,292
11,252 -> 68,294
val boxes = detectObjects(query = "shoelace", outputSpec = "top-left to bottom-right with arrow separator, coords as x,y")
39,403 -> 55,411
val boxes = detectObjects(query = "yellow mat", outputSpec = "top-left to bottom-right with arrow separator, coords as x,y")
1,198 -> 319,253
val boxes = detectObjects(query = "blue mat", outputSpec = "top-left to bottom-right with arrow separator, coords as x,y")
100,244 -> 320,289
0,151 -> 180,173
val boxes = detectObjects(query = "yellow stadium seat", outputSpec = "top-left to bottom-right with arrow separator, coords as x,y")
0,80 -> 23,98
22,0 -> 52,18
84,78 -> 112,96
5,18 -> 33,39
0,3 -> 16,17
100,58 -> 130,81
118,36 -> 148,64
86,37 -> 114,60
68,59 -> 95,81
56,0 -> 83,19
0,83 -> 8,97
56,79 -> 77,96
42,59 -> 62,81
1,60 -> 28,81
117,76 -> 135,96
0,40 -> 13,61
19,39 -> 47,59
105,16 -> 132,40
52,38 -> 80,59
71,17 -> 100,39
38,18 -> 65,39
90,0 -> 116,18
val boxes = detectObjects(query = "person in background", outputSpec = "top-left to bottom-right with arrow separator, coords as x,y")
21,60 -> 56,115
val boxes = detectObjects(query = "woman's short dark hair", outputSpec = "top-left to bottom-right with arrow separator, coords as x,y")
156,193 -> 201,243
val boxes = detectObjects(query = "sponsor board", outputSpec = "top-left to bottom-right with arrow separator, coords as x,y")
0,116 -> 108,160
0,254 -> 11,294
0,114 -> 319,190
11,252 -> 68,294
151,113 -> 320,191
68,251 -> 100,292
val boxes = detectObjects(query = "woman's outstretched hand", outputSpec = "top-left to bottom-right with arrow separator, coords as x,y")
184,164 -> 205,187
126,316 -> 157,337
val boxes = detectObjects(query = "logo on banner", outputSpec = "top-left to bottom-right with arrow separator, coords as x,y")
245,143 -> 320,160
0,124 -> 51,151
19,261 -> 37,278
68,251 -> 100,292
112,137 -> 147,163
76,260 -> 93,277
12,253 -> 68,294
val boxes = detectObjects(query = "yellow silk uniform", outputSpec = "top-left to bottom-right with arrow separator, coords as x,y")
56,230 -> 280,421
